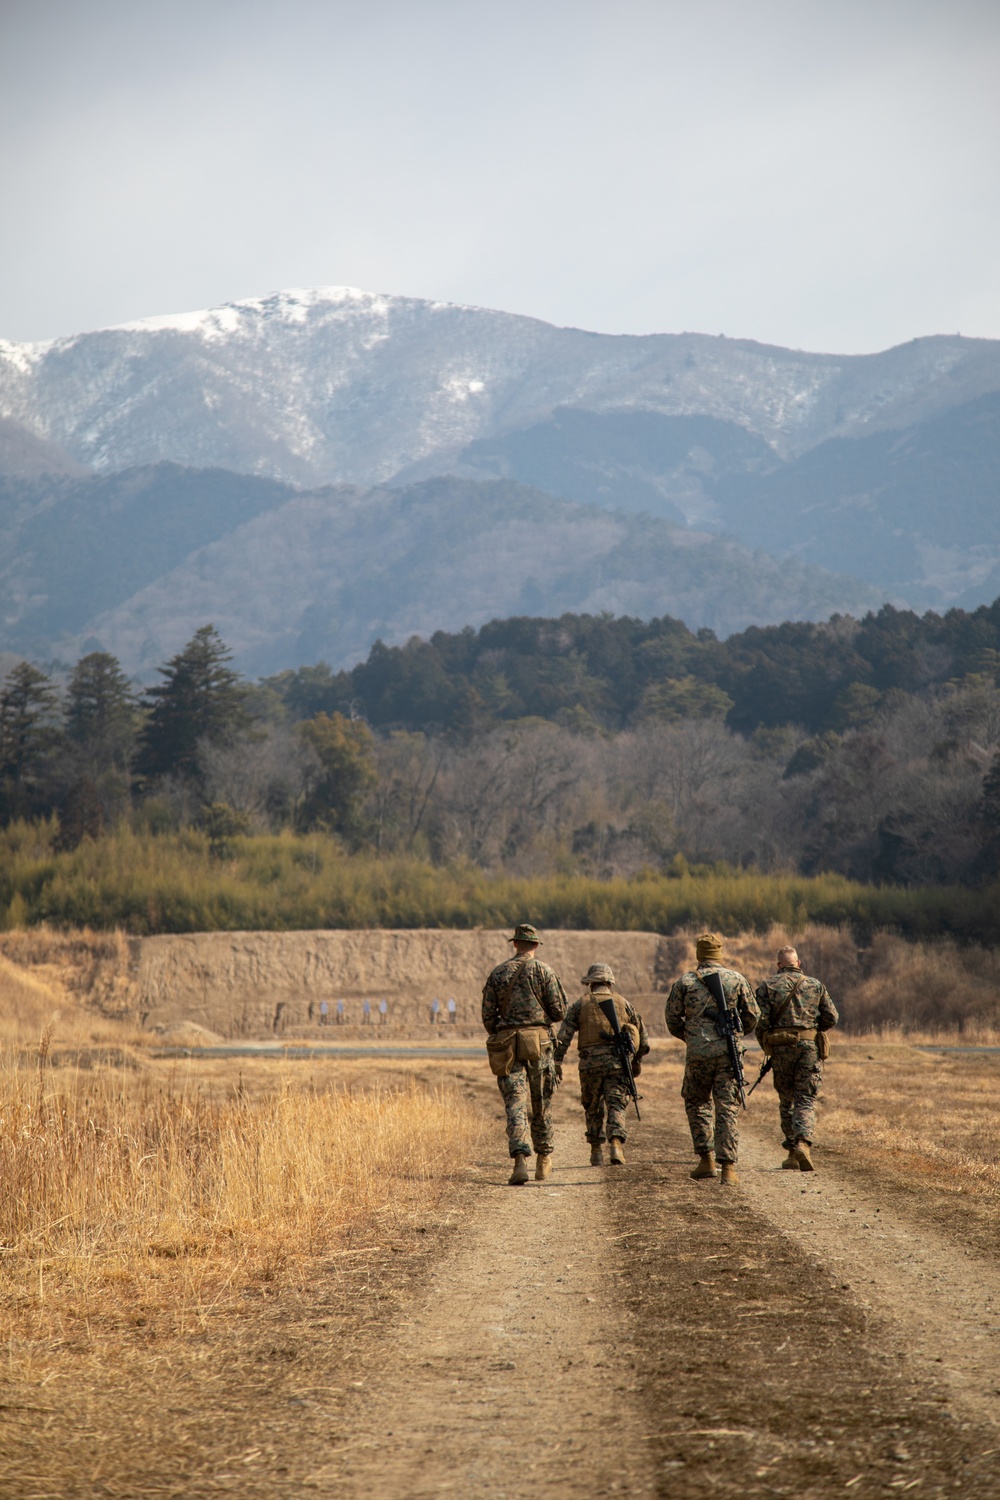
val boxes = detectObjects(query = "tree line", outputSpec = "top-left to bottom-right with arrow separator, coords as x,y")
3,604 -> 1000,888
263,599 -> 1000,736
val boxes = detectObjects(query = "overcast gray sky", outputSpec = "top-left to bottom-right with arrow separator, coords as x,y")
1,0 -> 997,352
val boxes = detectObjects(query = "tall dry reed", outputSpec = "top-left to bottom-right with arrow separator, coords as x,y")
2,820 -> 999,944
0,1053 -> 487,1497
0,1065 -> 482,1265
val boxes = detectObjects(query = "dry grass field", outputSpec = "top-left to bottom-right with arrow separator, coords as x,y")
821,1039 -> 1000,1198
0,953 -> 487,1496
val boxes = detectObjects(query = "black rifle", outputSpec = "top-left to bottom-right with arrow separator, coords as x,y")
747,1055 -> 772,1097
700,970 -> 748,1109
598,997 -> 642,1120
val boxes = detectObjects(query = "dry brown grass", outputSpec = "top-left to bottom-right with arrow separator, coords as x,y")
0,1043 -> 487,1497
0,927 -> 139,1060
0,924 -> 137,1032
818,1038 -> 1000,1202
0,1058 -> 484,1320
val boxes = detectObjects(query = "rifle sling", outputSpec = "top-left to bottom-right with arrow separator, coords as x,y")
697,971 -> 737,1025
768,976 -> 803,1029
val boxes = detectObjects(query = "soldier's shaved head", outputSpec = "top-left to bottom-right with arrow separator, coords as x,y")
777,946 -> 800,968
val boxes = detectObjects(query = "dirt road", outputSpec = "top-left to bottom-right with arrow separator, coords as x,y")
327,1147 -> 656,1498
310,1068 -> 1000,1499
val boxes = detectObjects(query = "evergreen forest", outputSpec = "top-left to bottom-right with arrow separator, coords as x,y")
4,600 -> 1000,933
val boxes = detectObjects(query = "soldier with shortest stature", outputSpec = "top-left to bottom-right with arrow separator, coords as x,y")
482,923 -> 568,1185
554,964 -> 649,1166
665,932 -> 760,1186
755,945 -> 839,1171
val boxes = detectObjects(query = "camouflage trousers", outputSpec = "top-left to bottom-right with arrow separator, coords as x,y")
579,1050 -> 631,1144
770,1041 -> 823,1146
682,1054 -> 742,1165
497,1052 -> 557,1158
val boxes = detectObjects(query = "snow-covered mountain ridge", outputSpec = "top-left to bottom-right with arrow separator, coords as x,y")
2,286 -> 999,488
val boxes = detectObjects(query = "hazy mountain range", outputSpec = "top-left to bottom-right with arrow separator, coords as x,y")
0,465 -> 883,676
0,286 -> 998,673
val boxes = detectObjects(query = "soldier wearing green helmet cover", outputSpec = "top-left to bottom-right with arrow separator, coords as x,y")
554,963 -> 649,1166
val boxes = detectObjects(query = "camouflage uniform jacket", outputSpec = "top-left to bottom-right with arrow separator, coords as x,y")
553,988 -> 650,1064
482,955 -> 568,1034
755,967 -> 838,1043
665,963 -> 759,1060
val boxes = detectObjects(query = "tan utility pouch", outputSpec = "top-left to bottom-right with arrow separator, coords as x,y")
816,1029 -> 831,1061
623,1022 -> 640,1053
767,1027 -> 809,1048
515,1026 -> 551,1063
486,1028 -> 519,1077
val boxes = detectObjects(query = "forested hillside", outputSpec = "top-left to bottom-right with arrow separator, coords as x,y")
3,600 -> 1000,906
0,466 -> 881,674
265,599 -> 1000,735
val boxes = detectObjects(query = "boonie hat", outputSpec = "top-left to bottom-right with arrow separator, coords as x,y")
581,963 -> 615,985
509,923 -> 543,945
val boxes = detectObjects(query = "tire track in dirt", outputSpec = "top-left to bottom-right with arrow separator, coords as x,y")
608,1087 -> 1000,1499
292,1067 -> 1000,1499
739,1119 -> 1000,1432
320,1088 -> 656,1498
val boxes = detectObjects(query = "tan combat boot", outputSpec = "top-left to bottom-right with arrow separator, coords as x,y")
508,1155 -> 530,1186
793,1140 -> 814,1171
720,1162 -> 739,1186
590,1144 -> 604,1166
535,1154 -> 552,1181
609,1138 -> 625,1166
691,1152 -> 717,1179
781,1148 -> 799,1170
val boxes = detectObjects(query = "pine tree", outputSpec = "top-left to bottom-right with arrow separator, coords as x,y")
66,652 -> 139,778
138,626 -> 250,784
0,662 -> 60,823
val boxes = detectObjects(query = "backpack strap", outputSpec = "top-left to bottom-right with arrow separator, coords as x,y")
497,957 -> 532,1025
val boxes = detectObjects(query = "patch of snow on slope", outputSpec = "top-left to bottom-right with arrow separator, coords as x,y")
444,376 -> 486,402
0,338 -> 51,373
112,306 -> 243,339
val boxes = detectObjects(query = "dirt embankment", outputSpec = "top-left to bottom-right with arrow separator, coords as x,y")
8,922 -> 989,1041
1,927 -> 671,1038
132,929 -> 669,1036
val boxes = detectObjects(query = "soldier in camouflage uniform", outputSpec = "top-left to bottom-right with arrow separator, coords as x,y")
482,923 -> 568,1185
665,932 -> 759,1186
755,945 -> 838,1171
554,964 -> 649,1166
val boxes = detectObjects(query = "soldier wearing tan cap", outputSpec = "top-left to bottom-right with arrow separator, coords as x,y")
665,933 -> 759,1186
